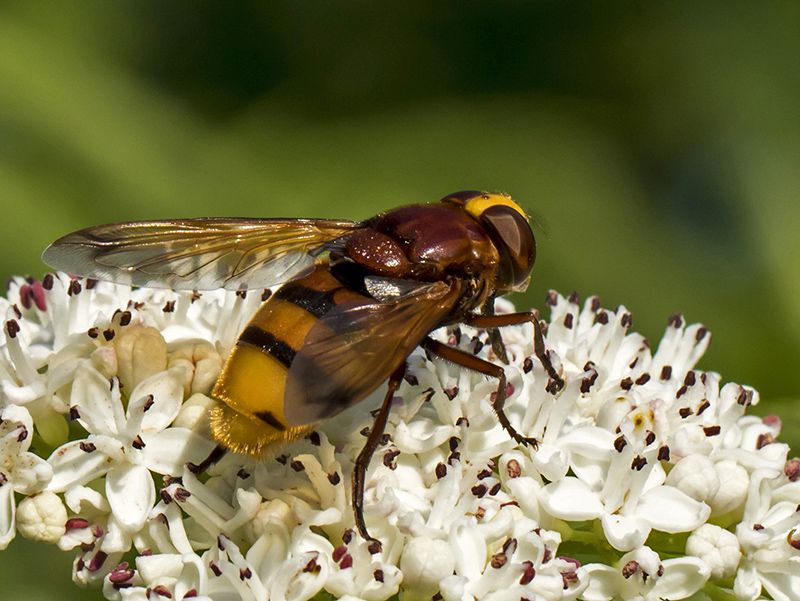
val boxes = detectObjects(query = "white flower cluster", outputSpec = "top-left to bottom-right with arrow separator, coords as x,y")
0,273 -> 797,601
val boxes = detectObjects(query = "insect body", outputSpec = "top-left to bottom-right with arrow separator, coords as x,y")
43,191 -> 563,545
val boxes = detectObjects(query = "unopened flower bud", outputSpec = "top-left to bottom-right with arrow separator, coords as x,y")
686,524 -> 740,580
113,325 -> 168,392
16,492 -> 68,543
666,454 -> 719,503
167,341 -> 223,396
400,536 -> 455,600
708,460 -> 749,516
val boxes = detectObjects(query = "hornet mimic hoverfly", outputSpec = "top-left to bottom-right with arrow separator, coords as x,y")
43,190 -> 564,546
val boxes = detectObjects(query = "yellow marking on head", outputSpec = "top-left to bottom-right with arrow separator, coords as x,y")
464,192 -> 528,221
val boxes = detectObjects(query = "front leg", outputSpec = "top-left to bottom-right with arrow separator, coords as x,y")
462,310 -> 565,392
420,337 -> 538,448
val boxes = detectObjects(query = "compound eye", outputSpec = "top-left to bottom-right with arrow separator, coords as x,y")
481,205 -> 536,289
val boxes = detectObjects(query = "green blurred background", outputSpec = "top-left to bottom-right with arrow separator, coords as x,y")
1,2 -> 799,598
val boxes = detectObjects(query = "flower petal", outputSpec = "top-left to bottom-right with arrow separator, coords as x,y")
601,513 -> 650,551
637,485 -> 711,533
105,464 -> 154,532
652,557 -> 710,599
46,438 -> 116,492
540,477 -> 604,520
759,562 -> 800,601
127,368 -> 185,433
0,485 -> 16,550
580,564 -> 617,601
142,428 -> 217,475
71,363 -> 120,437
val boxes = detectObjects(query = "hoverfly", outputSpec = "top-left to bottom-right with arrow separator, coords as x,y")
43,190 -> 563,545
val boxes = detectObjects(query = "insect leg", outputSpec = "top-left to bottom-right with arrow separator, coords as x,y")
481,295 -> 509,365
463,310 -> 565,392
420,337 -> 538,448
187,444 -> 227,474
352,361 -> 406,547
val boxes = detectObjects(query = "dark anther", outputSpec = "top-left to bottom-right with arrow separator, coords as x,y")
471,484 -> 488,498
667,314 -> 683,328
490,552 -> 507,568
5,320 -> 20,339
68,280 -> 82,296
756,433 -> 775,449
519,561 -> 535,585
622,560 -> 639,579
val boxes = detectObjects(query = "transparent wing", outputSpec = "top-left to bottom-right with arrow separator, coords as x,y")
42,217 -> 359,290
283,279 -> 463,425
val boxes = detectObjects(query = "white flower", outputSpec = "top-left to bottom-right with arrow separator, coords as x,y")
0,277 -> 798,601
582,546 -> 710,601
733,468 -> 800,601
0,403 -> 53,548
46,363 -> 216,540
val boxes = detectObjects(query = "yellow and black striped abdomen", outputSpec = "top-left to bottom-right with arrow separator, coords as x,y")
210,266 -> 362,458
